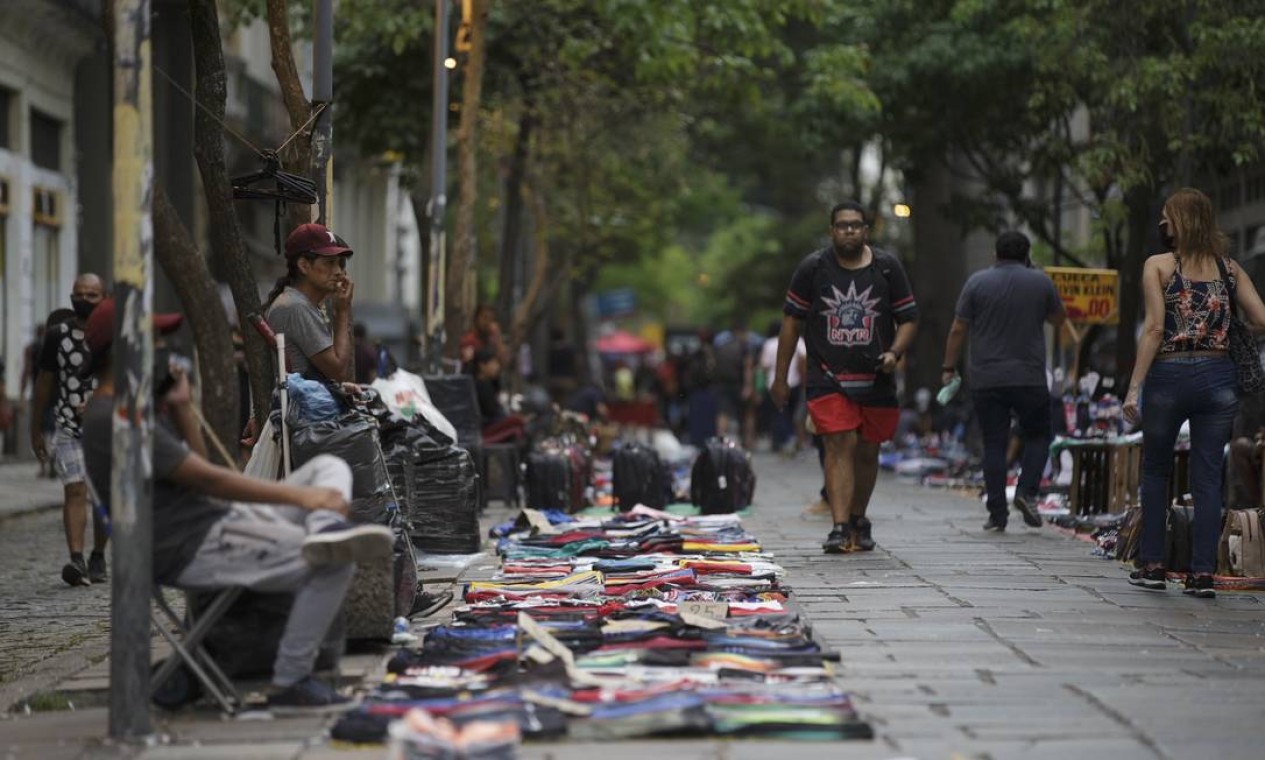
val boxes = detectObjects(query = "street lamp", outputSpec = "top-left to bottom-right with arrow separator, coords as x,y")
893,203 -> 912,218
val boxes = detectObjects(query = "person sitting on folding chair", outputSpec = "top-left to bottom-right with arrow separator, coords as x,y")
80,299 -> 393,712
470,349 -> 527,444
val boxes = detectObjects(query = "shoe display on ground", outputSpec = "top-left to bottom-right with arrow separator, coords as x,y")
1128,566 -> 1167,590
1012,495 -> 1043,528
301,521 -> 394,566
982,517 -> 1007,532
850,516 -> 876,551
267,676 -> 353,714
409,589 -> 455,618
61,557 -> 90,587
822,525 -> 851,554
1182,573 -> 1216,598
87,552 -> 108,584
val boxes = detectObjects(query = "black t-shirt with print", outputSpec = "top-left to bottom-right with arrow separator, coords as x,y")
38,321 -> 97,437
783,246 -> 919,407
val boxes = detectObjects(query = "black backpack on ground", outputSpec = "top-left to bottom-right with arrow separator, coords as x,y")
690,438 -> 756,514
526,449 -> 574,512
613,442 -> 669,510
526,442 -> 591,513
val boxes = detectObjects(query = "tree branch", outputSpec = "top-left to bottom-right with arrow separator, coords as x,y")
265,0 -> 313,230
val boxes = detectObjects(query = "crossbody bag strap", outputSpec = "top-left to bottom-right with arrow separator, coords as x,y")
1214,255 -> 1237,318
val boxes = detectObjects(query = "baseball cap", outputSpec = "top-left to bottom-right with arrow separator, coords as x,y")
85,298 -> 184,361
284,223 -> 354,259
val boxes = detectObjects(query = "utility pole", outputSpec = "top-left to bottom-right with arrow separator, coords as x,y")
312,0 -> 333,225
110,0 -> 154,740
425,0 -> 451,373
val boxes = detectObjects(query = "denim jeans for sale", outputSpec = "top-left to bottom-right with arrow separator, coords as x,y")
1138,357 -> 1238,574
972,385 -> 1052,523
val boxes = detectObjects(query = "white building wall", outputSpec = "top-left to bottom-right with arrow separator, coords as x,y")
0,3 -> 91,401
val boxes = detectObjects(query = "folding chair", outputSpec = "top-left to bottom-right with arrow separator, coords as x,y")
150,586 -> 244,713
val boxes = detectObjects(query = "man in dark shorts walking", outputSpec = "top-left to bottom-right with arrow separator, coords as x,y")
771,201 -> 919,553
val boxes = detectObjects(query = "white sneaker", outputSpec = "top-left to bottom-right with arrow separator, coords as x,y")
302,521 -> 394,566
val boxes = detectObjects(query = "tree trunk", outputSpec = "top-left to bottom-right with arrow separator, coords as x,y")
1115,184 -> 1157,388
495,107 -> 534,338
509,176 -> 550,356
447,0 -> 490,357
153,184 -> 239,459
188,0 -> 273,433
265,0 -> 313,232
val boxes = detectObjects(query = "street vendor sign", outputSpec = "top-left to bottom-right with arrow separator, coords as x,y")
1044,267 -> 1118,325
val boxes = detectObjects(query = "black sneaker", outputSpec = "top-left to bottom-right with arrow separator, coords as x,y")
1012,495 -> 1043,528
822,525 -> 851,554
301,521 -> 394,566
1182,574 -> 1216,599
1128,566 -> 1167,590
982,517 -> 1007,532
850,517 -> 876,551
87,552 -> 108,584
409,589 -> 454,618
61,557 -> 90,587
267,676 -> 353,715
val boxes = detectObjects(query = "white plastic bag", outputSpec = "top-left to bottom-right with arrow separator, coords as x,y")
371,370 -> 458,443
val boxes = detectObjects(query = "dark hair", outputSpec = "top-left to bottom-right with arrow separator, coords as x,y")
766,320 -> 781,339
830,201 -> 868,227
263,256 -> 309,311
46,308 -> 77,328
471,348 -> 497,373
353,322 -> 367,340
995,230 -> 1031,262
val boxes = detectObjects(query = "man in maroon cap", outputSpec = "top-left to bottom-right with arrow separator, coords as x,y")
263,223 -> 356,382
80,298 -> 393,711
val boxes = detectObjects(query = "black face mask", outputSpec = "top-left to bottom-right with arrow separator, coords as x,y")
71,298 -> 97,320
1159,220 -> 1175,250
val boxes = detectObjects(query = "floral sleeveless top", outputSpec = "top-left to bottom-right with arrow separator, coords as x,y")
1160,255 -> 1233,354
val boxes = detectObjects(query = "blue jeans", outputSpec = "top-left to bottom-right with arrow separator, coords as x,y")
973,385 -> 1052,523
1139,357 -> 1238,574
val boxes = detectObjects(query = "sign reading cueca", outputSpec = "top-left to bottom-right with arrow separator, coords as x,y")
1044,267 -> 1119,325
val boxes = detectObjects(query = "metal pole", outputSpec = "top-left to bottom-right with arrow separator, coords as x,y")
426,0 -> 450,373
110,0 -> 154,740
312,0 -> 334,225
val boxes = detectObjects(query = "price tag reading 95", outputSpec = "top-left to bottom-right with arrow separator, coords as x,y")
679,601 -> 728,622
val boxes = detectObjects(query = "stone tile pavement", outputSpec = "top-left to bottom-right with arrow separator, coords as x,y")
1,450 -> 1264,759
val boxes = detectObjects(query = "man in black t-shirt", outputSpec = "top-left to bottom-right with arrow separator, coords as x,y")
771,201 -> 919,554
29,273 -> 106,586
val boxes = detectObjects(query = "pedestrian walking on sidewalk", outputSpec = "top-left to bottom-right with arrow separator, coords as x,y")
1123,188 -> 1265,599
29,273 -> 107,586
771,201 -> 919,553
941,231 -> 1065,532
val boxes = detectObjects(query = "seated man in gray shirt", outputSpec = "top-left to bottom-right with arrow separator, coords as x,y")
264,223 -> 357,382
80,299 -> 393,712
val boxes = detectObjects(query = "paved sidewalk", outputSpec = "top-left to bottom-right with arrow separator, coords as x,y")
0,460 -> 64,519
2,451 -> 1264,759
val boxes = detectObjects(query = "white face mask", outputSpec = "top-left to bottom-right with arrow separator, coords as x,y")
915,388 -> 932,413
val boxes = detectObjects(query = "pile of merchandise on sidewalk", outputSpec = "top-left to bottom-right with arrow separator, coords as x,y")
330,504 -> 873,752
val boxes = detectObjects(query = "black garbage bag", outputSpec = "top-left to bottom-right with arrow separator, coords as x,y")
409,445 -> 481,554
290,413 -> 389,498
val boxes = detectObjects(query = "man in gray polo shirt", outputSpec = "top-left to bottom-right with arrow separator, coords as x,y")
941,231 -> 1066,531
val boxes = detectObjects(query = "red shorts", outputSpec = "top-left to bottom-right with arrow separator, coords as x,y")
807,394 -> 899,443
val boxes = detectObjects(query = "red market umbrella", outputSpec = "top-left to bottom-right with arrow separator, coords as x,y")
596,331 -> 653,355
